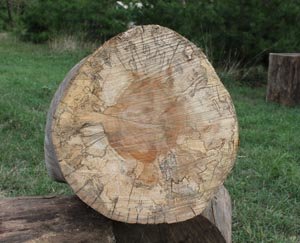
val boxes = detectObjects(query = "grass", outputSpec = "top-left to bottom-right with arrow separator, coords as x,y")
0,35 -> 89,197
223,80 -> 300,242
0,35 -> 299,242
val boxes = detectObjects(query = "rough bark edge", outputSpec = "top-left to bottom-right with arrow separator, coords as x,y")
44,58 -> 88,182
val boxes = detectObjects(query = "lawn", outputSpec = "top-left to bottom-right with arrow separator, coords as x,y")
0,35 -> 299,242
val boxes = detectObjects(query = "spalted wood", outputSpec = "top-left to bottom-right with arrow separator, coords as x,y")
45,25 -> 238,224
267,53 -> 300,106
113,186 -> 232,243
45,58 -> 87,182
0,186 -> 231,243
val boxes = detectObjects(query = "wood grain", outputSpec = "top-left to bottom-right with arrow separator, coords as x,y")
0,186 -> 231,243
0,196 -> 114,243
45,25 -> 239,224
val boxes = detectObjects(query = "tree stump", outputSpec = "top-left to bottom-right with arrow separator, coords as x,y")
0,186 -> 231,243
267,53 -> 300,106
45,25 -> 239,224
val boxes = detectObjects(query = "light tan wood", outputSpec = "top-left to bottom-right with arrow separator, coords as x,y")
0,186 -> 231,243
45,25 -> 238,224
267,53 -> 300,106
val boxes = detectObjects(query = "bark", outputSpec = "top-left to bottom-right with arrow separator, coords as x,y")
0,186 -> 231,243
44,58 -> 87,183
45,25 -> 238,224
267,53 -> 300,106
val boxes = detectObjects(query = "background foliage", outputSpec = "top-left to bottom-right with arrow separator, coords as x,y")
1,0 -> 300,65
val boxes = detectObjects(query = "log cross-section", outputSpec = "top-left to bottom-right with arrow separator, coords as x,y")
45,25 -> 239,224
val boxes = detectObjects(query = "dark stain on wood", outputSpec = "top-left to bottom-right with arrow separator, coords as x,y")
102,67 -> 187,185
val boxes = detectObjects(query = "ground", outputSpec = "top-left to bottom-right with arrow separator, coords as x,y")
0,35 -> 299,242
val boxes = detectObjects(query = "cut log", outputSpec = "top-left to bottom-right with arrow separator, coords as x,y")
45,25 -> 238,224
0,195 -> 115,243
267,53 -> 300,106
0,186 -> 231,243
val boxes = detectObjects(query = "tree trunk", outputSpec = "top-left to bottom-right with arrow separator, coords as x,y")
0,186 -> 231,243
6,0 -> 13,26
45,25 -> 238,224
267,53 -> 300,106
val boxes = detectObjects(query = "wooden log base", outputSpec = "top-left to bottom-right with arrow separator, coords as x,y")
45,25 -> 238,224
0,186 -> 231,243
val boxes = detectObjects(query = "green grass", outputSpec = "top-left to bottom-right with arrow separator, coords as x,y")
0,35 -> 299,242
0,35 -> 89,197
223,80 -> 300,242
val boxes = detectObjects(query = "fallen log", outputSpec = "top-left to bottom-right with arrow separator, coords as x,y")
0,186 -> 231,243
44,25 -> 238,225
